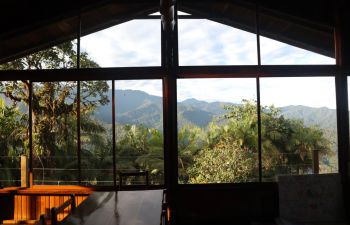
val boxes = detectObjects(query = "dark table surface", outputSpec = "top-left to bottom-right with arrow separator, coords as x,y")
60,190 -> 163,225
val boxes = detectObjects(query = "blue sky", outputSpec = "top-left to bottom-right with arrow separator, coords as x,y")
80,17 -> 336,109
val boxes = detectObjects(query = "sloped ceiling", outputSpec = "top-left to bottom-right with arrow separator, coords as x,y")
0,0 -> 336,64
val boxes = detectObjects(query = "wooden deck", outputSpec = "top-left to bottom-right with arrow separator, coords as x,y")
60,190 -> 163,225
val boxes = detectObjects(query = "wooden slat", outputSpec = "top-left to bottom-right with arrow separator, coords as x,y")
50,195 -> 54,219
40,196 -> 46,218
45,195 -> 50,217
15,195 -> 19,220
23,196 -> 27,220
58,196 -> 63,221
2,193 -> 88,222
30,196 -> 36,220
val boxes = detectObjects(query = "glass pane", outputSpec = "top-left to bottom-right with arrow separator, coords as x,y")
178,19 -> 257,66
177,78 -> 258,184
32,82 -> 78,185
0,40 -> 78,70
260,36 -> 335,65
115,80 -> 164,185
80,80 -> 112,186
260,77 -> 338,182
81,20 -> 161,68
0,81 -> 29,187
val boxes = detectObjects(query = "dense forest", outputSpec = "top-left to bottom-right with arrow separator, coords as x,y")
0,42 -> 337,186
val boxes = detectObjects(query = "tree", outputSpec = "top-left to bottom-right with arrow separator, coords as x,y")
178,124 -> 204,183
116,124 -> 164,185
0,41 -> 109,184
187,100 -> 333,183
188,136 -> 257,183
0,98 -> 28,186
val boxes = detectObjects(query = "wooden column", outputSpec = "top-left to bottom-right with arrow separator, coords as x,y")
335,0 -> 350,220
21,155 -> 29,187
161,0 -> 178,223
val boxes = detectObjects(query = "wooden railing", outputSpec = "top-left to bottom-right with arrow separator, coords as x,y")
33,195 -> 75,225
50,194 -> 76,225
0,190 -> 89,225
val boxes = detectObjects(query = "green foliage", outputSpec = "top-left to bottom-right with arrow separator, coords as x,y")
185,100 -> 333,183
0,42 -> 109,185
116,124 -> 164,185
0,98 -> 28,186
0,41 -> 98,70
0,41 -> 336,186
178,124 -> 204,183
188,136 -> 258,183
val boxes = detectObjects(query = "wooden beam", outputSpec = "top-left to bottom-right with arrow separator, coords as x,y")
178,65 -> 337,78
0,67 -> 164,81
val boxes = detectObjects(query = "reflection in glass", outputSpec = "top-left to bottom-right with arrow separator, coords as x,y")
260,77 -> 338,181
115,80 -> 164,185
177,78 -> 258,184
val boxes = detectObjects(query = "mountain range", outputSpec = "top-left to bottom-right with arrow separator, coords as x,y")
94,89 -> 338,132
2,89 -> 338,131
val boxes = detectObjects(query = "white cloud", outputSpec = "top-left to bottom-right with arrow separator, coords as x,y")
260,36 -> 335,65
178,19 -> 257,65
115,80 -> 163,97
260,77 -> 336,109
81,20 -> 161,67
81,18 -> 337,108
177,78 -> 257,103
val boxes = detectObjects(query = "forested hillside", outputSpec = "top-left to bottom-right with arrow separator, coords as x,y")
96,89 -> 338,132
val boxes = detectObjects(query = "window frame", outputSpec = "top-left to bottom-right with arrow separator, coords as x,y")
0,7 -> 347,191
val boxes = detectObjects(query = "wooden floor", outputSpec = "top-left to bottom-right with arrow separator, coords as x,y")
60,190 -> 163,225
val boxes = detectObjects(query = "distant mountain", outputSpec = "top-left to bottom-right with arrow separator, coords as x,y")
94,89 -> 162,129
94,90 -> 339,132
0,89 -> 340,131
279,105 -> 337,131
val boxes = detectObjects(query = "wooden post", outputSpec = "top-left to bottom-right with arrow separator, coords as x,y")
312,150 -> 319,174
20,155 -> 29,187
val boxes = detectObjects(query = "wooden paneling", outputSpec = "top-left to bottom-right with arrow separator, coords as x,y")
0,194 -> 88,223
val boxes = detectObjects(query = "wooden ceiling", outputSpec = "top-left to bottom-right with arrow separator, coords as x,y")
0,0 -> 337,64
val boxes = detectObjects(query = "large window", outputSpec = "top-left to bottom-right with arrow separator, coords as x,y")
0,81 -> 29,187
32,82 -> 78,185
260,77 -> 338,181
0,40 -> 78,70
178,19 -> 258,66
80,20 -> 161,68
80,80 -> 112,186
115,80 -> 164,185
177,78 -> 258,184
0,7 -> 343,188
260,36 -> 335,65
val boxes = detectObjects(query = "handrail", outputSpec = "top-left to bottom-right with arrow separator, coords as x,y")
51,194 -> 76,225
119,170 -> 149,188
